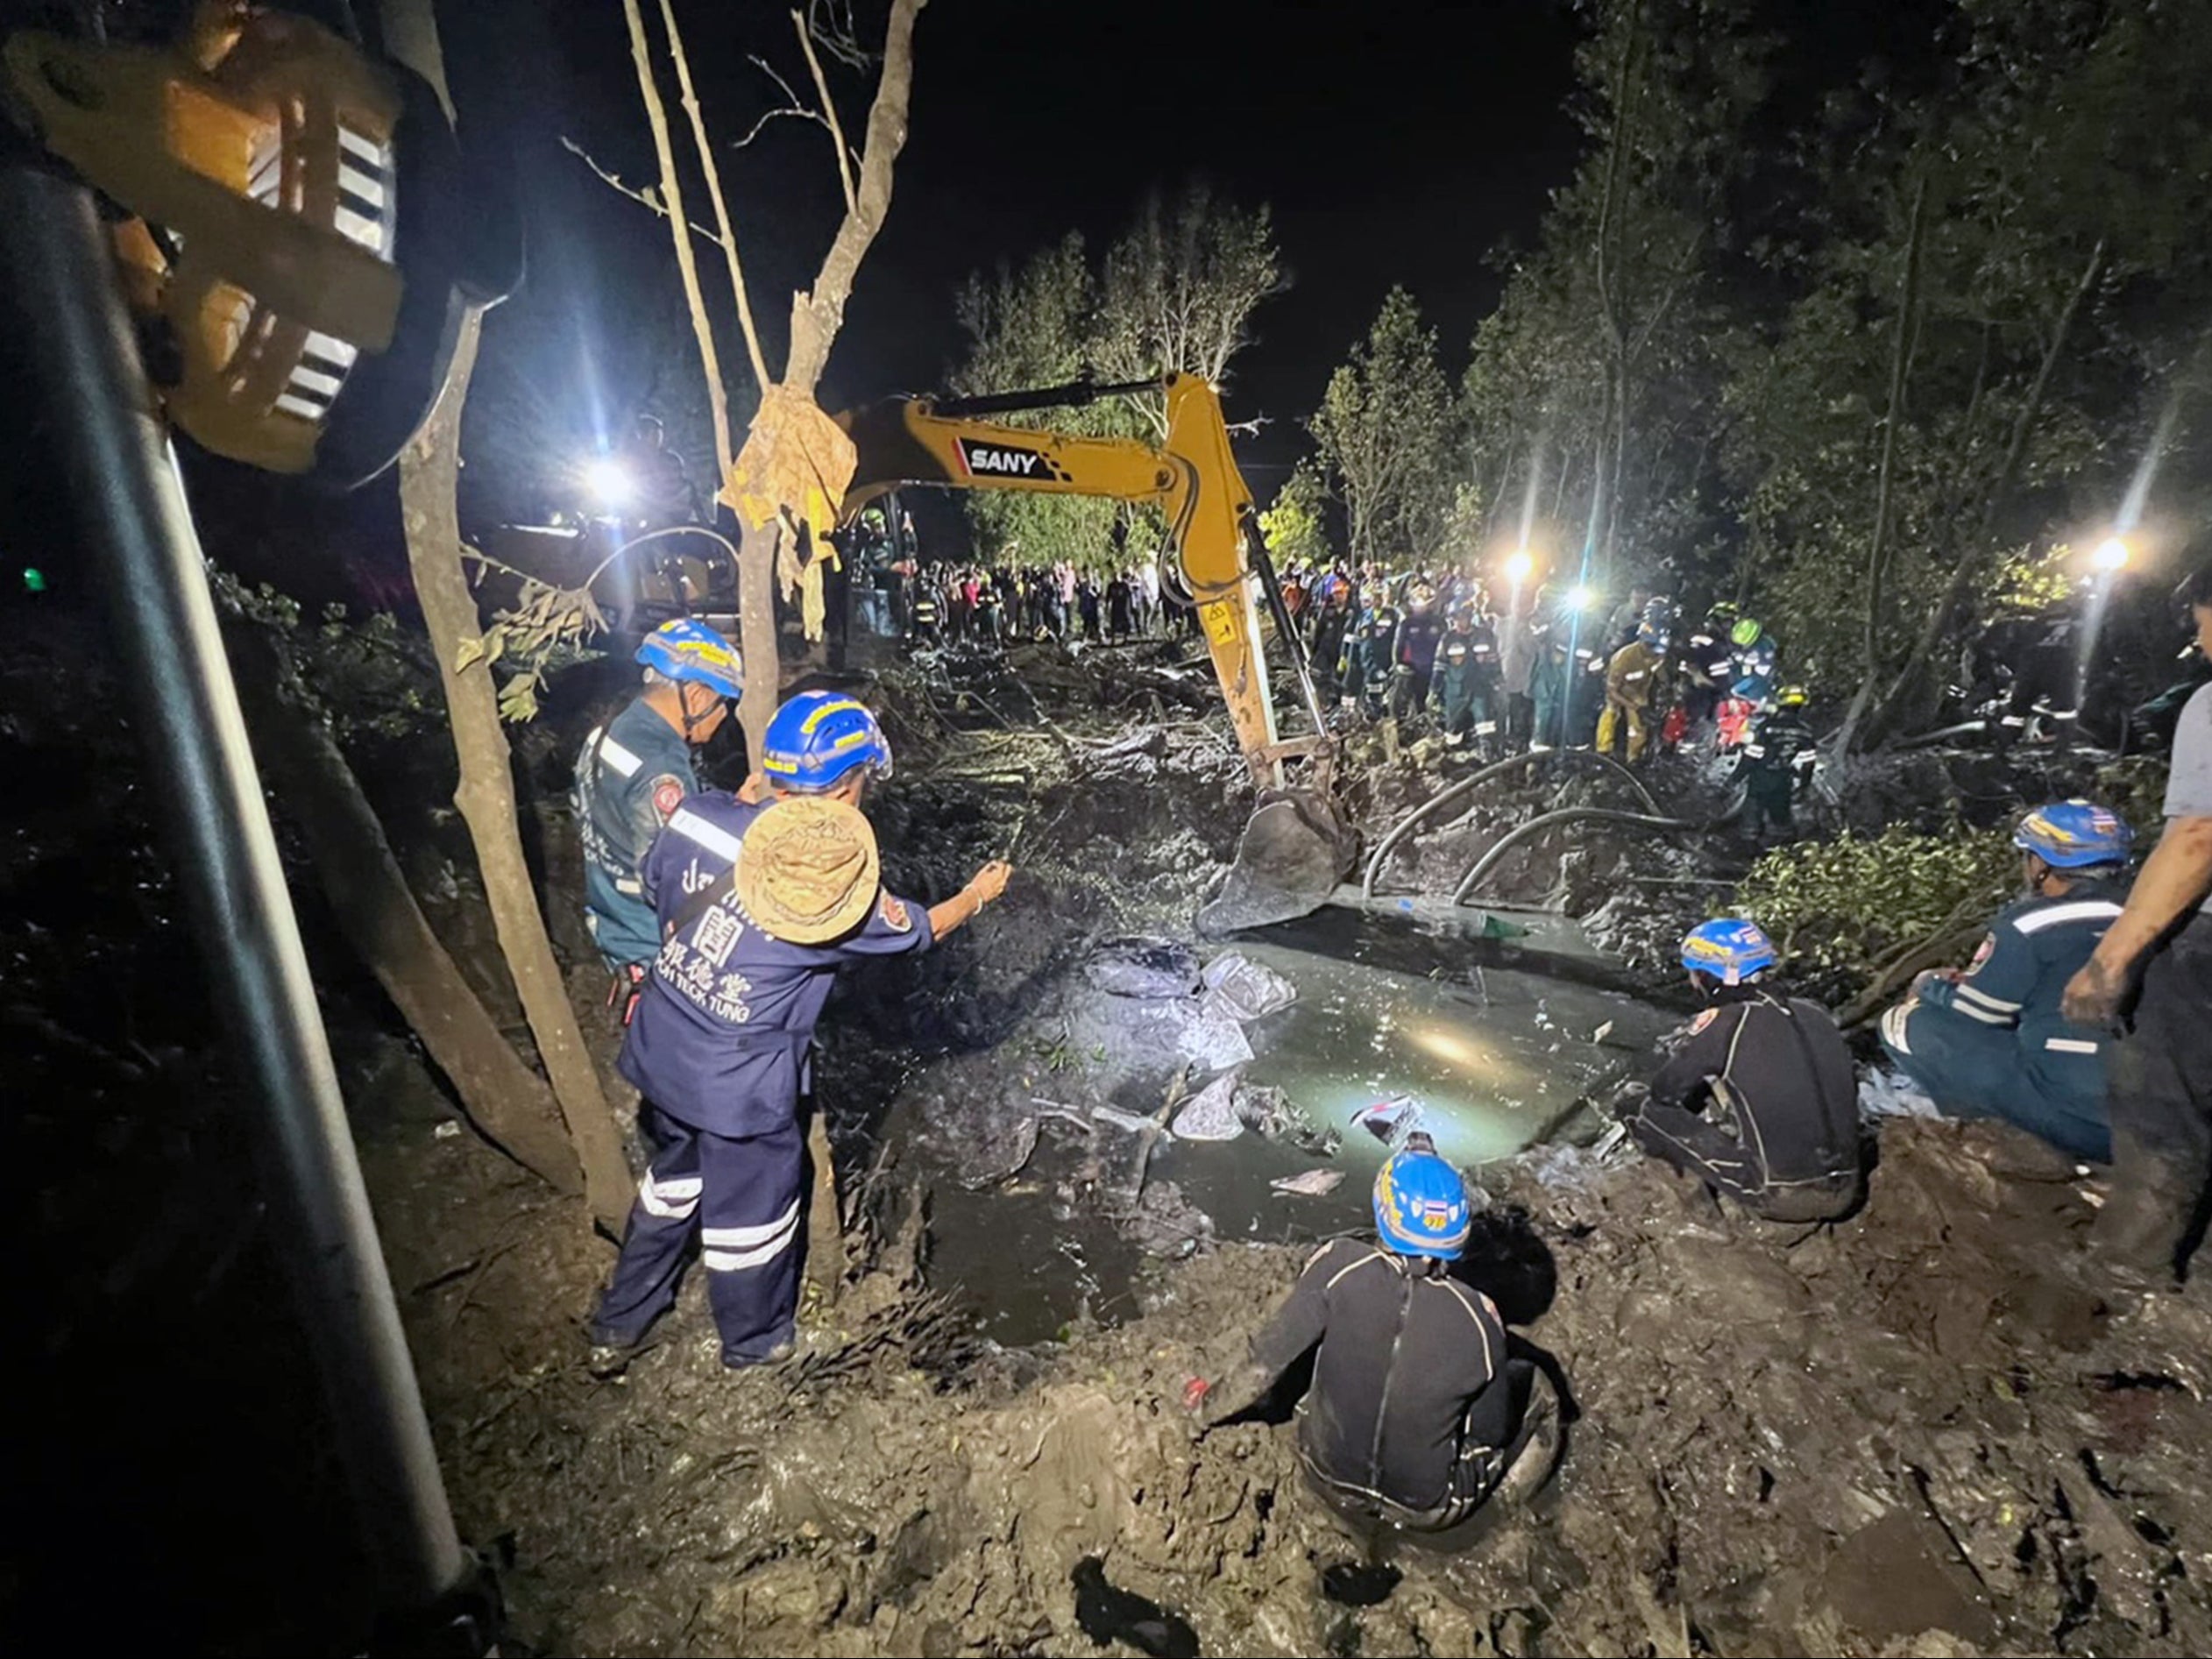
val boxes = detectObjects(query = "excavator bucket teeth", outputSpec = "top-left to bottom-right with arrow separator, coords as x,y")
1196,790 -> 1354,939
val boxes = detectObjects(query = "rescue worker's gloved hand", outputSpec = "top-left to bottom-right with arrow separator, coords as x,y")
1186,1359 -> 1276,1432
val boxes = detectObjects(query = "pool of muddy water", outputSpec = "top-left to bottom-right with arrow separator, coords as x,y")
904,908 -> 1677,1343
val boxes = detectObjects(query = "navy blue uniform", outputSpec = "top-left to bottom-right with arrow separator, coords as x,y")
1879,882 -> 2123,1162
574,698 -> 697,970
592,793 -> 935,1362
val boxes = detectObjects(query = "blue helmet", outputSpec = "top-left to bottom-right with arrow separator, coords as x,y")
635,619 -> 742,698
1637,620 -> 1669,650
1373,1145 -> 1472,1259
2015,800 -> 2132,868
1682,918 -> 1778,985
761,691 -> 894,791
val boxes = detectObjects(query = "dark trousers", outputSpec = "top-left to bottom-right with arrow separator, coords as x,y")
2094,914 -> 2212,1276
1743,769 -> 1795,834
1879,1003 -> 2111,1163
591,1101 -> 805,1365
1627,1094 -> 1861,1221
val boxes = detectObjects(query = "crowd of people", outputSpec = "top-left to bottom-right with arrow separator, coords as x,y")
560,558 -> 2209,1556
887,557 -> 1180,649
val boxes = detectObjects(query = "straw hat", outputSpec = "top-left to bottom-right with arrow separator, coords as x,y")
736,797 -> 882,944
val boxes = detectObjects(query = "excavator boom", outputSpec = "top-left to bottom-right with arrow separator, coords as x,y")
837,372 -> 1349,931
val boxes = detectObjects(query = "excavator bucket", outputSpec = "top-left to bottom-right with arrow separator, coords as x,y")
1197,787 -> 1355,938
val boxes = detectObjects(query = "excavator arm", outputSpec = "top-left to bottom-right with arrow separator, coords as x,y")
841,372 -> 1315,788
837,372 -> 1350,932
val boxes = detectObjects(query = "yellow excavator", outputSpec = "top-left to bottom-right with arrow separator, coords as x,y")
837,372 -> 1351,933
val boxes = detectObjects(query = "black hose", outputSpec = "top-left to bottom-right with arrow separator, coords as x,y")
1361,749 -> 1663,899
1451,806 -> 1712,905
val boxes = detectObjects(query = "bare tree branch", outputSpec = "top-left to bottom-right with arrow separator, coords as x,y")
559,135 -> 726,248
731,53 -> 817,148
783,0 -> 926,393
658,0 -> 772,394
793,8 -> 858,217
620,0 -> 732,473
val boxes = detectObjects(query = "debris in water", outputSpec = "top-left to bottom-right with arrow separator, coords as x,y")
1114,1180 -> 1214,1258
1082,937 -> 1202,999
1171,1068 -> 1245,1141
1201,950 -> 1299,1022
1592,1018 -> 1614,1044
1238,1084 -> 1339,1157
1272,1168 -> 1346,1197
1091,1102 -> 1171,1138
1071,1556 -> 1200,1658
957,1112 -> 1039,1190
1351,1095 -> 1426,1147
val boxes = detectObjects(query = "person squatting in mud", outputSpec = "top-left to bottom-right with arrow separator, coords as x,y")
572,620 -> 747,1025
1615,919 -> 1863,1222
1879,802 -> 2132,1165
1186,1138 -> 1561,1537
587,692 -> 1011,1372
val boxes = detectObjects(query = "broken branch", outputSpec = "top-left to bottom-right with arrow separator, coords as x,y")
558,136 -> 725,248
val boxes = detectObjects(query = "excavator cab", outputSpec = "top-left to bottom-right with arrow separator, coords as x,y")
837,374 -> 1351,933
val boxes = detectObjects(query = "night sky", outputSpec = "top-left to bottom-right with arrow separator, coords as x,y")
441,0 -> 1585,502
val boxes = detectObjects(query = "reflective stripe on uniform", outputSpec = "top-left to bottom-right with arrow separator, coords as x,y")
638,1171 -> 703,1219
668,807 -> 744,862
1953,983 -> 2022,1015
615,877 -> 642,896
598,734 -> 644,778
1949,999 -> 2013,1026
1880,1003 -> 1912,1055
2045,1037 -> 2101,1054
1474,720 -> 1498,735
2012,900 -> 2123,934
701,1198 -> 801,1272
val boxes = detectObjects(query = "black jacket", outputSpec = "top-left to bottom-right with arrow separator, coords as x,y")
1633,986 -> 1861,1206
1215,1239 -> 1512,1511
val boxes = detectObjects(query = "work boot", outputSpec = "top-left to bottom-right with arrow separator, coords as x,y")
585,1336 -> 650,1379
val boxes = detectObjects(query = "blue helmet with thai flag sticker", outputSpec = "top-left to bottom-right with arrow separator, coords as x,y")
635,618 -> 743,698
2014,800 -> 2131,868
761,691 -> 894,791
1681,918 -> 1778,985
1373,1145 -> 1472,1259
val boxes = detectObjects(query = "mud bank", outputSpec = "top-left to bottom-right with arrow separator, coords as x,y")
377,1092 -> 2212,1658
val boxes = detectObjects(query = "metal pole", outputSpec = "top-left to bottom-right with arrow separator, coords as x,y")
0,167 -> 476,1631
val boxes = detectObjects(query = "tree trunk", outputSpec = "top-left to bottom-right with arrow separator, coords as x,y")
1834,175 -> 1929,758
219,613 -> 580,1192
399,314 -> 634,1235
735,518 -> 782,770
1861,238 -> 2105,747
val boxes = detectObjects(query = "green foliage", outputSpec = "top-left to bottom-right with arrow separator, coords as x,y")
213,574 -> 442,746
456,556 -> 608,724
1310,287 -> 1457,565
1736,823 -> 2019,991
1258,457 -> 1330,567
949,187 -> 1283,572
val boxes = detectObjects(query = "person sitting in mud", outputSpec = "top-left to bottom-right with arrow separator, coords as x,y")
1878,802 -> 2131,1164
1187,1138 -> 1560,1536
1620,919 -> 1862,1221
573,620 -> 744,1024
587,691 -> 1010,1373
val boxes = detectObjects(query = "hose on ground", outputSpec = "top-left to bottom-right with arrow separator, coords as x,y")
1451,806 -> 1714,906
1360,748 -> 1663,900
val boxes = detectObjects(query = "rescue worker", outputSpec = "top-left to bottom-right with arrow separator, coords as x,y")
623,413 -> 705,530
1993,602 -> 2082,751
1740,684 -> 1817,840
1309,581 -> 1355,707
1684,601 -> 1740,728
1597,620 -> 1666,762
1499,585 -> 1537,751
1879,803 -> 2130,1164
1434,602 -> 1503,755
1528,585 -> 1570,749
589,692 -> 1012,1371
1188,1137 -> 1559,1535
573,620 -> 744,1019
1715,674 -> 1765,754
1622,919 -> 1862,1220
1730,614 -> 1778,685
1391,581 -> 1446,720
2064,563 -> 2212,1281
907,578 -> 941,648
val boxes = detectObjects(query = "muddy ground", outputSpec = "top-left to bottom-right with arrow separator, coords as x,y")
11,609 -> 2205,1655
